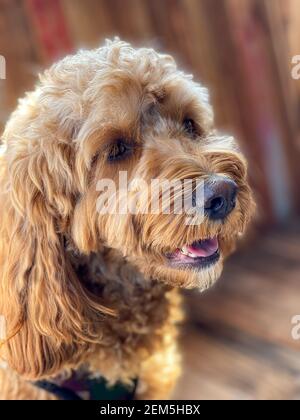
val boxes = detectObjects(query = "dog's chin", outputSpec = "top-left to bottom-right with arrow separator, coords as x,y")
153,256 -> 223,291
190,259 -> 223,291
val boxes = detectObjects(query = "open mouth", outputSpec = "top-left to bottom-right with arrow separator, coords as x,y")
166,237 -> 220,270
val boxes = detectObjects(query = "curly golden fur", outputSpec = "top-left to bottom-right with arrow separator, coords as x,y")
0,39 -> 254,400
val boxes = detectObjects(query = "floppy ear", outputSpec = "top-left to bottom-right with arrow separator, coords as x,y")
0,123 -> 112,379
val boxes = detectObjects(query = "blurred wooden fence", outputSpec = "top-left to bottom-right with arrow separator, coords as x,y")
0,0 -> 299,225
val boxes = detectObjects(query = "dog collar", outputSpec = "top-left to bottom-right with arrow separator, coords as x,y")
32,371 -> 137,400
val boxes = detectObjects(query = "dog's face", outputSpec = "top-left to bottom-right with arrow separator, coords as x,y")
68,41 -> 254,290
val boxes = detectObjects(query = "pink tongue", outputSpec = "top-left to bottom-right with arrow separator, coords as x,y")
186,237 -> 218,257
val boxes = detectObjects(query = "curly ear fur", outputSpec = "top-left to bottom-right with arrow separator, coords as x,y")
0,90 -> 112,379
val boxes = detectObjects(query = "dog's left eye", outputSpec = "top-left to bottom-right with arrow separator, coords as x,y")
183,118 -> 197,138
107,140 -> 133,162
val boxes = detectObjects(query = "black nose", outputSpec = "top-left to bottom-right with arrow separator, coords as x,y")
203,176 -> 238,220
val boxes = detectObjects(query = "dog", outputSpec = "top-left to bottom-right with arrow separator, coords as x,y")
0,39 -> 254,400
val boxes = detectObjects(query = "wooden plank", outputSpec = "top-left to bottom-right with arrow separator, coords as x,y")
0,0 -> 39,134
174,326 -> 300,400
25,0 -> 73,62
61,0 -> 115,48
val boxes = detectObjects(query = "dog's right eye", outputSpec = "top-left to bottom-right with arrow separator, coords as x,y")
107,140 -> 133,162
183,118 -> 198,138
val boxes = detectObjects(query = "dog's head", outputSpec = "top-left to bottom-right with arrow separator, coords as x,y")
69,40 -> 254,289
0,40 -> 254,378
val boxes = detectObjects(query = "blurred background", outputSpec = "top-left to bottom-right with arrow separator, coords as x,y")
0,0 -> 300,399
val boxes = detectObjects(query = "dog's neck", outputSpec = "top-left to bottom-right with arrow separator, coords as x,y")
45,241 -> 175,388
67,245 -> 169,303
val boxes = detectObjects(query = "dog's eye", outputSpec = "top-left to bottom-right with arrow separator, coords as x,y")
183,118 -> 197,138
107,140 -> 133,162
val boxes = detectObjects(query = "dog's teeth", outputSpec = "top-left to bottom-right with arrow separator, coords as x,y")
180,246 -> 197,258
180,247 -> 189,256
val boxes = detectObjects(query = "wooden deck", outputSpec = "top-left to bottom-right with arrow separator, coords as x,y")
174,223 -> 300,400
